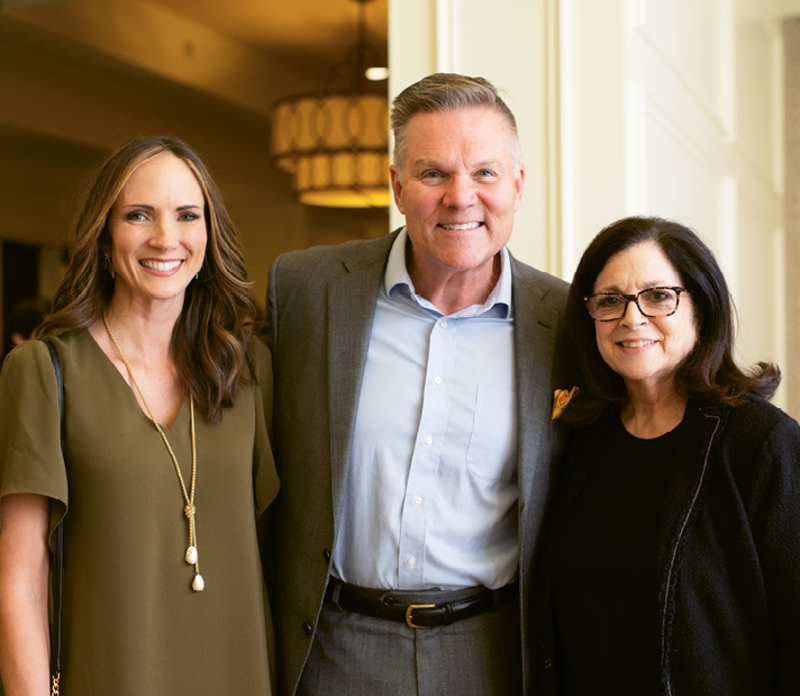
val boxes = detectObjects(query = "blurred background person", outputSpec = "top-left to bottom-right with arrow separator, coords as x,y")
1,297 -> 50,365
537,216 -> 800,695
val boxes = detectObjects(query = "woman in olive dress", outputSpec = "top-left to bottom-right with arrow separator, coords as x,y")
0,136 -> 279,695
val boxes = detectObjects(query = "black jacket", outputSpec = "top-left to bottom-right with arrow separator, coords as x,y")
536,396 -> 800,696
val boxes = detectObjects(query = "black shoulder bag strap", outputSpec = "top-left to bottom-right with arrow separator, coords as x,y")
44,339 -> 64,696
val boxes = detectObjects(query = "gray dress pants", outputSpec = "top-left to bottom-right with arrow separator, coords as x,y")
296,591 -> 523,696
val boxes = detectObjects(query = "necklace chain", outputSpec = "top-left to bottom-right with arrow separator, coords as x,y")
103,313 -> 204,591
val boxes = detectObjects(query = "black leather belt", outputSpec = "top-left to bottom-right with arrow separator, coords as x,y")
325,578 -> 518,629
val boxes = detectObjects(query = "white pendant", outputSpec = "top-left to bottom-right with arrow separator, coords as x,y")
185,545 -> 198,565
192,573 -> 205,592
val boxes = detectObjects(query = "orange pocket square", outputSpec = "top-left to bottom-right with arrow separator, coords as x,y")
552,387 -> 579,420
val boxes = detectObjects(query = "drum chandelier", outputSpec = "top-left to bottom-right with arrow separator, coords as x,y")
270,0 -> 390,208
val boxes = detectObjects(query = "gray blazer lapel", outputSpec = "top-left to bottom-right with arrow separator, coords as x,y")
512,262 -> 562,557
327,233 -> 399,535
511,257 -> 570,696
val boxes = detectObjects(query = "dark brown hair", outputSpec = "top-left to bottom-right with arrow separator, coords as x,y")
564,215 -> 780,425
37,136 -> 257,424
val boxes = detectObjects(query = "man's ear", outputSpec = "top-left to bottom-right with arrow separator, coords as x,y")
390,166 -> 405,215
513,163 -> 525,212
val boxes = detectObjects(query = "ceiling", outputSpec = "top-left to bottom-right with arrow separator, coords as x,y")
3,0 -> 388,90
0,0 -> 389,125
152,0 -> 389,78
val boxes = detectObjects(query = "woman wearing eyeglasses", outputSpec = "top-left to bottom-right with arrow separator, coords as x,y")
536,216 -> 800,695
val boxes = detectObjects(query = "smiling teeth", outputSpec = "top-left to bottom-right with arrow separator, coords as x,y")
620,340 -> 654,348
439,222 -> 481,230
141,260 -> 182,272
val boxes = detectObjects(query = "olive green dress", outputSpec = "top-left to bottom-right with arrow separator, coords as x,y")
0,330 -> 279,695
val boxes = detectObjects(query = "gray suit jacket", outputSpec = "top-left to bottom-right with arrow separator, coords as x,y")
264,230 -> 571,696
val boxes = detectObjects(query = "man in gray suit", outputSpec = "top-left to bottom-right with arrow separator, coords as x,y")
265,73 -> 570,696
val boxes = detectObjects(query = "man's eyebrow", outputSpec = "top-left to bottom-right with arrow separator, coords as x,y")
409,158 -> 507,171
473,159 -> 506,169
409,159 -> 444,170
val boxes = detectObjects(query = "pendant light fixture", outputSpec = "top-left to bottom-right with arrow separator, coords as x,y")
270,0 -> 389,208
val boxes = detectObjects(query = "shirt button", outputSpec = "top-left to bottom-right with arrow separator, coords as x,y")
407,557 -> 416,567
434,376 -> 442,385
302,622 -> 313,636
414,496 -> 422,505
440,320 -> 447,328
425,436 -> 433,445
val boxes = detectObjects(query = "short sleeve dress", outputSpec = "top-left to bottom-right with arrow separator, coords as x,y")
0,329 -> 280,695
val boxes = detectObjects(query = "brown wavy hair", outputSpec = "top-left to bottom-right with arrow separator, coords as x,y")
36,136 -> 257,424
564,216 -> 780,426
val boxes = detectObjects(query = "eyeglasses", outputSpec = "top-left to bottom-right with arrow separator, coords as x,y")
584,286 -> 689,322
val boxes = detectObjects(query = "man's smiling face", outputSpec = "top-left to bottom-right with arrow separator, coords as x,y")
390,107 -> 524,285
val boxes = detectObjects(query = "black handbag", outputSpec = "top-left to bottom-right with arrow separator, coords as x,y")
44,340 -> 64,696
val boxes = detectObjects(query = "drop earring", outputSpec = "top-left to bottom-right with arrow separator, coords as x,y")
105,255 -> 116,279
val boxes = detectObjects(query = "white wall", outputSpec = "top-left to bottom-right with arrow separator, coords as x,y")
783,17 -> 800,417
561,0 -> 786,408
388,0 -> 788,410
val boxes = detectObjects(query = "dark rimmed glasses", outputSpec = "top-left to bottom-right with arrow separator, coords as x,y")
584,286 -> 689,322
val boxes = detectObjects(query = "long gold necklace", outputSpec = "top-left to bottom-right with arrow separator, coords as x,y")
103,314 -> 204,592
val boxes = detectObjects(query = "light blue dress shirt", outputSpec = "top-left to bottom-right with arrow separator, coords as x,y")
330,229 -> 518,591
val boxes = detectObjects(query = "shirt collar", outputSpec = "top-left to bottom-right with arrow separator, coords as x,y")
384,227 -> 513,318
